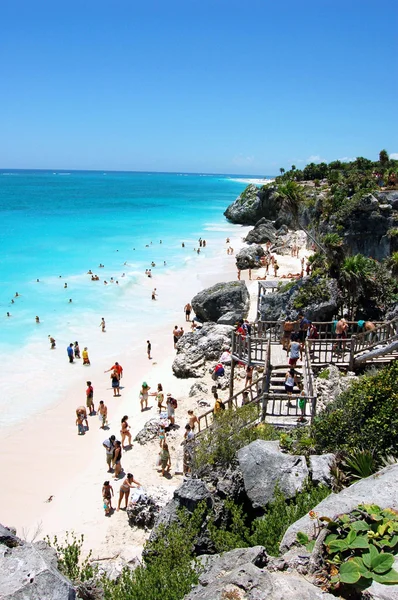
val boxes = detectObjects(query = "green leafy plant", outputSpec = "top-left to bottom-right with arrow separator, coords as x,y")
342,448 -> 378,481
318,368 -> 330,380
44,532 -> 95,583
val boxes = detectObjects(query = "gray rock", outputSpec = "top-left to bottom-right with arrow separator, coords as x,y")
315,365 -> 358,412
134,418 -> 162,445
224,184 -> 280,225
172,323 -> 234,378
197,546 -> 269,586
174,479 -> 212,512
184,560 -> 335,600
0,541 -> 76,600
0,524 -> 21,548
309,454 -> 335,486
245,218 -> 277,245
280,463 -> 398,553
216,311 -> 241,325
237,440 -> 309,509
189,382 -> 209,397
235,245 -> 265,270
192,281 -> 250,323
127,496 -> 160,529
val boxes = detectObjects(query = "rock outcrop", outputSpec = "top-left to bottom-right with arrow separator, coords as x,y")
309,453 -> 335,486
224,184 -> 281,225
280,463 -> 398,553
314,365 -> 358,412
0,525 -> 76,600
245,218 -> 277,244
237,440 -> 309,509
235,244 -> 266,270
172,323 -> 234,378
191,281 -> 250,324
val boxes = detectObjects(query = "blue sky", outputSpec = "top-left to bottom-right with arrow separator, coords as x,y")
1,0 -> 397,174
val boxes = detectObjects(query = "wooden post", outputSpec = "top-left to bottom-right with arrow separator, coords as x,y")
349,335 -> 356,371
229,357 -> 235,398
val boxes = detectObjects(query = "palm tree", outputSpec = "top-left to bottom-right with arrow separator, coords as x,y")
280,168 -> 285,175
291,165 -> 296,171
339,254 -> 374,318
322,233 -> 345,278
275,181 -> 324,252
379,149 -> 389,168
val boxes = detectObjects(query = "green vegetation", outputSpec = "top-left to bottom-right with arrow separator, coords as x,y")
311,361 -> 398,457
318,368 -> 330,380
192,404 -> 278,474
297,504 -> 398,593
44,532 -> 95,583
208,483 -> 330,556
292,277 -> 330,309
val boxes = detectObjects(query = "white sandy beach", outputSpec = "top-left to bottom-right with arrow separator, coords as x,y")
0,224 -> 310,560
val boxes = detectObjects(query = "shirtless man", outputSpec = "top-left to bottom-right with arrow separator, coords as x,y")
97,401 -> 108,429
173,325 -> 179,348
184,302 -> 192,321
334,318 -> 349,353
152,288 -> 157,300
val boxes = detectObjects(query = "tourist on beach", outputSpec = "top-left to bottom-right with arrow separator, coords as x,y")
76,406 -> 89,430
48,335 -> 56,349
102,481 -> 114,515
117,473 -> 141,511
273,261 -> 279,277
184,302 -> 192,321
173,325 -> 179,348
159,442 -> 171,477
166,393 -> 177,426
288,334 -> 302,367
100,318 -> 106,332
219,348 -> 232,364
212,362 -> 225,380
98,401 -> 108,428
86,381 -> 95,415
120,415 -> 132,448
150,383 -> 165,413
140,382 -> 150,411
285,368 -> 299,406
67,343 -> 74,363
112,440 -> 123,480
76,412 -> 85,435
82,346 -> 90,365
213,393 -> 225,414
105,362 -> 123,379
151,288 -> 157,300
158,423 -> 166,447
147,340 -> 152,359
74,341 -> 81,359
110,370 -> 121,396
103,435 -> 116,472
187,409 -> 199,431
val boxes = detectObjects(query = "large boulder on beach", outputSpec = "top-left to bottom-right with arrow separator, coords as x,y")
191,282 -> 249,325
280,463 -> 398,553
0,530 -> 76,600
245,218 -> 277,244
237,440 -> 309,509
235,244 -> 266,270
224,184 -> 280,225
172,323 -> 234,378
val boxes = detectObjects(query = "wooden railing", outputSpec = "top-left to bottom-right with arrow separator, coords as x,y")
350,319 -> 398,355
232,331 -> 271,365
308,338 -> 353,366
253,320 -> 385,343
262,393 -> 315,421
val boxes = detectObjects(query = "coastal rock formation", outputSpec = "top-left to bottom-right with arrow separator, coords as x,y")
0,525 -> 76,600
191,281 -> 250,324
280,463 -> 398,553
235,244 -> 266,270
127,495 -> 160,528
309,453 -> 335,486
184,550 -> 336,600
224,184 -> 280,225
172,323 -> 234,378
314,365 -> 358,412
244,218 -> 277,244
237,440 -> 309,509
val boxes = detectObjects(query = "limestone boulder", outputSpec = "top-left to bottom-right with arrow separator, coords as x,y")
245,218 -> 277,244
237,440 -> 309,509
172,323 -> 234,378
309,454 -> 335,486
280,463 -> 398,553
224,184 -> 280,225
235,245 -> 265,270
192,281 -> 250,324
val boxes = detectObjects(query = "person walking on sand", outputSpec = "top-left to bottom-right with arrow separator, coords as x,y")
245,364 -> 254,387
110,370 -> 121,396
104,361 -> 123,379
159,442 -> 171,477
102,481 -> 114,515
97,401 -> 108,428
67,343 -> 74,363
112,440 -> 123,480
82,346 -> 90,365
150,383 -> 165,413
140,382 -> 150,411
48,335 -> 56,349
117,473 -> 141,511
173,325 -> 179,348
184,302 -> 192,321
100,317 -> 106,332
86,381 -> 95,415
103,435 -> 116,472
147,340 -> 152,359
120,415 -> 132,448
151,288 -> 157,300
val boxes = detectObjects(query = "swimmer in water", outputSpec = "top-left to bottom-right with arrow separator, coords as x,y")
69,299 -> 72,303
64,283 -> 68,288
35,316 -> 40,323
7,312 -> 10,317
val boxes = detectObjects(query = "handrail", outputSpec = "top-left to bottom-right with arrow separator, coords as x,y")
351,318 -> 398,354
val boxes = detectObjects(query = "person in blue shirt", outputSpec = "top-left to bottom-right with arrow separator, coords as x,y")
67,343 -> 74,363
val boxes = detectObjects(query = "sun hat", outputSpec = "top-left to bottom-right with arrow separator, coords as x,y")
142,381 -> 148,387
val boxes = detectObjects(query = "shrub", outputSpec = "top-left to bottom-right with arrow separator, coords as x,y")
45,532 -> 95,583
318,368 -> 330,380
311,362 -> 398,456
292,278 -> 330,309
192,404 -> 279,474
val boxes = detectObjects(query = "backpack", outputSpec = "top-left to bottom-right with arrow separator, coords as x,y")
219,400 -> 226,411
171,397 -> 178,409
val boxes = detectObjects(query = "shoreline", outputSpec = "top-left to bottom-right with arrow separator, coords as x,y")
0,223 -> 253,554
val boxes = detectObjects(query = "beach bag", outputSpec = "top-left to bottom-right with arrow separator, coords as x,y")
171,398 -> 178,409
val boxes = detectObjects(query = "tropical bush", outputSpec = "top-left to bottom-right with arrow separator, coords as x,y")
311,362 -> 398,456
292,277 -> 330,309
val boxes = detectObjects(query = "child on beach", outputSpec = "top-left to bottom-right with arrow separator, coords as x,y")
102,481 -> 114,515
76,412 -> 85,435
297,390 -> 307,423
159,442 -> 171,477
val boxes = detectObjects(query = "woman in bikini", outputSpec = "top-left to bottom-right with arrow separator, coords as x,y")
120,415 -> 132,448
112,440 -> 123,480
117,473 -> 141,511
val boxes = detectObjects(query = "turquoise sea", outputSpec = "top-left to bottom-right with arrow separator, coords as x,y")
0,170 -> 270,351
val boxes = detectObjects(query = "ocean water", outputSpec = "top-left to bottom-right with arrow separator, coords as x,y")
0,170 -> 268,349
